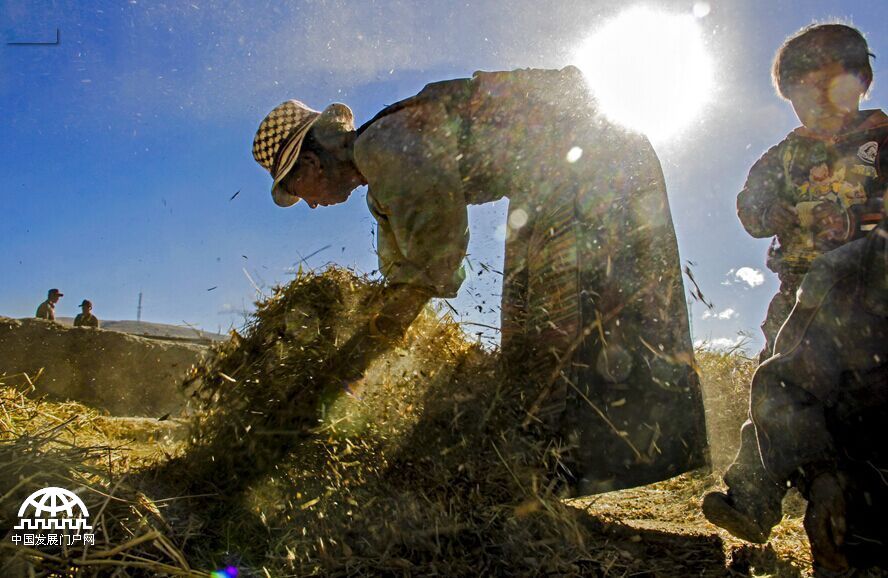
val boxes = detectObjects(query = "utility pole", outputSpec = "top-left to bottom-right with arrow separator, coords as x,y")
137,292 -> 143,323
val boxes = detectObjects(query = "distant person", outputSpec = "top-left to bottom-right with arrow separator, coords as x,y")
73,300 -> 99,328
704,23 -> 888,544
252,66 -> 706,494
35,288 -> 63,321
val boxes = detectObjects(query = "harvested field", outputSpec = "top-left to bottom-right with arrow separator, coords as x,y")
1,269 -> 818,576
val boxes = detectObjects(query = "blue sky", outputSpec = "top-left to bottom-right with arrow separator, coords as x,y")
2,0 -> 886,352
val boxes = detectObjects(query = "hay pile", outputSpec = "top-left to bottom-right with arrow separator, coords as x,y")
0,383 -> 201,576
3,268 -> 723,576
695,350 -> 757,470
152,267 -> 598,576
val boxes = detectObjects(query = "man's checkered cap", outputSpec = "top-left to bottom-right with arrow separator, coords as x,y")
252,100 -> 320,178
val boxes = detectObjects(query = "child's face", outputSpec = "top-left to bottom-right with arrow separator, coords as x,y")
787,61 -> 865,136
809,163 -> 830,182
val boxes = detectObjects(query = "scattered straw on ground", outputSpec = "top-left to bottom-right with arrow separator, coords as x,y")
0,381 -> 200,576
1,268 -> 823,577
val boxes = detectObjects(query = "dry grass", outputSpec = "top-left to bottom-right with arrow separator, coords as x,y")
0,382 -> 202,576
0,268 -> 823,577
143,268 -> 602,576
696,349 -> 757,470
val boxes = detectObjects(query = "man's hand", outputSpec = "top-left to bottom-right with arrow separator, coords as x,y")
804,472 -> 849,573
763,201 -> 800,232
327,284 -> 433,383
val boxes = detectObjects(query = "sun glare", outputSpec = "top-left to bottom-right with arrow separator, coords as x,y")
572,6 -> 715,142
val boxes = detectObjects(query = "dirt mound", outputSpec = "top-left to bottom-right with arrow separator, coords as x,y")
53,317 -> 227,343
0,317 -> 203,416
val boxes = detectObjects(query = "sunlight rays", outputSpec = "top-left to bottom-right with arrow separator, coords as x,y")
572,6 -> 715,142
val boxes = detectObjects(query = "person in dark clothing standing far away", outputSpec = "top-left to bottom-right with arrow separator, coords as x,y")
252,66 -> 708,495
35,288 -> 63,321
704,23 -> 887,544
73,299 -> 100,328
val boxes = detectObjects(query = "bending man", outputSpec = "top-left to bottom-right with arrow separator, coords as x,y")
252,66 -> 707,494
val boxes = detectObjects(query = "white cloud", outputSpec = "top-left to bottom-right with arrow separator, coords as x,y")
701,307 -> 737,320
174,0 -> 600,115
694,336 -> 746,351
721,268 -> 735,286
734,267 -> 764,288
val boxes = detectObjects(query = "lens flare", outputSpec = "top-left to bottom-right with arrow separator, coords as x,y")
692,2 -> 711,18
508,208 -> 529,230
572,6 -> 715,142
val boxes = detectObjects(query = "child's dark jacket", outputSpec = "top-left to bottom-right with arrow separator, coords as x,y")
737,110 -> 888,278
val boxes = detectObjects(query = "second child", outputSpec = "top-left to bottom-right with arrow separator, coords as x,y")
704,23 -> 888,544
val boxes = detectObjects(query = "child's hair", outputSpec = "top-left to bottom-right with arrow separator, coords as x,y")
772,23 -> 874,99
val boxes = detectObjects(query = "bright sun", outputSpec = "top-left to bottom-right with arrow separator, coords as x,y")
572,6 -> 715,142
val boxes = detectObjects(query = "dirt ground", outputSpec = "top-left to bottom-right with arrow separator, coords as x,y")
573,471 -> 812,577
557,349 -> 812,577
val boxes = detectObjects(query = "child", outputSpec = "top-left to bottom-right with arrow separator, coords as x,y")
704,23 -> 888,543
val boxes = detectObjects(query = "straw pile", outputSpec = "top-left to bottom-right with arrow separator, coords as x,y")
148,267 -> 602,576
695,349 -> 757,470
0,382 -> 201,576
2,268 -> 739,576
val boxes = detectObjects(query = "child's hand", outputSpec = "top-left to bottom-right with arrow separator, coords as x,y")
763,201 -> 799,232
811,202 -> 848,244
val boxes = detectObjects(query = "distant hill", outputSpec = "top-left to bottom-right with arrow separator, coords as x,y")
53,318 -> 227,343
